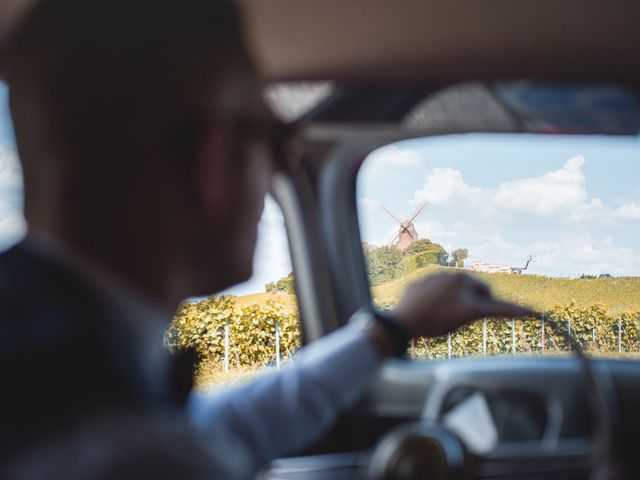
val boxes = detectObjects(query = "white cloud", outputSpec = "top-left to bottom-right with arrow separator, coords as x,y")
358,196 -> 381,211
0,213 -> 26,253
0,143 -> 25,249
0,214 -> 25,236
446,227 -> 640,277
367,145 -> 422,169
414,167 -> 480,206
490,155 -> 587,217
570,198 -> 606,222
0,144 -> 22,188
246,198 -> 291,285
615,203 -> 640,220
412,220 -> 450,240
413,154 -> 609,222
362,147 -> 639,277
224,196 -> 292,295
406,154 -> 640,276
529,233 -> 640,277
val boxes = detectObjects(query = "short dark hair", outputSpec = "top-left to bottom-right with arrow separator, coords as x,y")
7,0 -> 253,164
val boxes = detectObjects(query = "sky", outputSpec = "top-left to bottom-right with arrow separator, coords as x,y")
358,134 -> 640,278
224,196 -> 292,296
0,83 -> 26,249
1,78 -> 639,296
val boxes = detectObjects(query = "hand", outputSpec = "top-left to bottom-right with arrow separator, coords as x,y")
393,272 -> 533,338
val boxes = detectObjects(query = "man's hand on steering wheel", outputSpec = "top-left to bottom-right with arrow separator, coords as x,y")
394,272 -> 533,338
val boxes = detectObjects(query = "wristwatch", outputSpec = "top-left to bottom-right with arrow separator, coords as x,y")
353,308 -> 412,359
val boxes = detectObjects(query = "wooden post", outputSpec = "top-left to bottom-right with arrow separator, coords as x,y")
511,318 -> 516,355
224,318 -> 230,373
482,318 -> 487,355
541,315 -> 546,353
618,318 -> 622,352
411,338 -> 416,359
275,321 -> 281,370
447,332 -> 452,359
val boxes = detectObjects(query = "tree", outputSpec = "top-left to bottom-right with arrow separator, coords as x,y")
366,240 -> 449,285
451,248 -> 469,268
402,239 -> 433,256
265,272 -> 296,294
401,243 -> 448,271
366,246 -> 404,285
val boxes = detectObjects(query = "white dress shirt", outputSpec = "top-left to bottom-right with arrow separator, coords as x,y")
22,230 -> 383,479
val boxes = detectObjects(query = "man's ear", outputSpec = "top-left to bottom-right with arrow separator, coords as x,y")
194,125 -> 236,219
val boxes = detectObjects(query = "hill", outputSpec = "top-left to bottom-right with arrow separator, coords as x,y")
237,267 -> 640,314
366,239 -> 448,285
234,292 -> 297,312
372,265 -> 640,313
235,266 -> 640,315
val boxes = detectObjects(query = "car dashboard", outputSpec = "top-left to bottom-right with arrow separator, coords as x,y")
262,357 -> 640,480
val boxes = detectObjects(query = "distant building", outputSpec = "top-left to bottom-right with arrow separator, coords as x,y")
471,261 -> 513,274
471,256 -> 533,275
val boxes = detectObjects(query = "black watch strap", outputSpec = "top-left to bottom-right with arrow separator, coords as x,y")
358,308 -> 412,358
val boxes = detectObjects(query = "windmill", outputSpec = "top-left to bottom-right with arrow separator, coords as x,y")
381,201 -> 429,250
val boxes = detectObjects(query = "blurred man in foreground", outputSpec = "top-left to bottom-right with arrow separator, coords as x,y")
0,0 -> 529,477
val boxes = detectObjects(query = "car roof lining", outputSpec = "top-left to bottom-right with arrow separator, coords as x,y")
241,0 -> 640,84
274,81 -> 640,137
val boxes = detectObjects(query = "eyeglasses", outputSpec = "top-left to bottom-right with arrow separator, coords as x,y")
169,111 -> 298,171
225,116 -> 298,171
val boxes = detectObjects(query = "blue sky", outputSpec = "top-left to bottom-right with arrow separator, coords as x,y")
2,78 -> 639,296
358,134 -> 640,278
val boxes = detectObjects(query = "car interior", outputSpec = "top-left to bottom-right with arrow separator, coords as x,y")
0,0 -> 639,479
239,1 -> 640,479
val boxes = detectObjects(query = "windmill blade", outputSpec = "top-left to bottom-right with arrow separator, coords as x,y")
380,205 -> 403,224
409,201 -> 429,223
388,232 -> 400,246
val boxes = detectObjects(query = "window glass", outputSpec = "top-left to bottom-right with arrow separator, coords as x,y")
168,195 -> 301,390
0,82 -> 25,249
358,133 -> 640,360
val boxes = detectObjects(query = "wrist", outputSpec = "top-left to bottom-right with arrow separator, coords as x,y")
365,323 -> 398,358
353,308 -> 412,359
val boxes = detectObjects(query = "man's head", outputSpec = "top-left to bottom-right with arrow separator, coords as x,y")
4,0 -> 279,306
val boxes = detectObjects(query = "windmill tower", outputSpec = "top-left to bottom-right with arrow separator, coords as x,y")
381,201 -> 429,250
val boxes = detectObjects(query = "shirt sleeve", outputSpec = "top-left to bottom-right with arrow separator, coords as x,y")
186,323 -> 381,476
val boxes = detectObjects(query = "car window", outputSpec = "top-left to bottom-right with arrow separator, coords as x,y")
167,195 -> 301,390
0,82 -> 25,249
357,133 -> 640,360
0,80 -> 301,390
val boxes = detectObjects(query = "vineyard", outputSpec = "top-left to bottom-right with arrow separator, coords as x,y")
167,267 -> 640,380
373,265 -> 640,313
407,304 -> 640,360
166,295 -> 301,382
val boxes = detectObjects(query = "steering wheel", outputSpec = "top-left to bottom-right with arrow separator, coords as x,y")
366,316 -> 616,480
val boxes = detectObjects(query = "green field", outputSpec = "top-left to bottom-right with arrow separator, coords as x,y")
186,269 -> 640,386
238,267 -> 640,313
234,292 -> 297,312
372,265 -> 640,313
